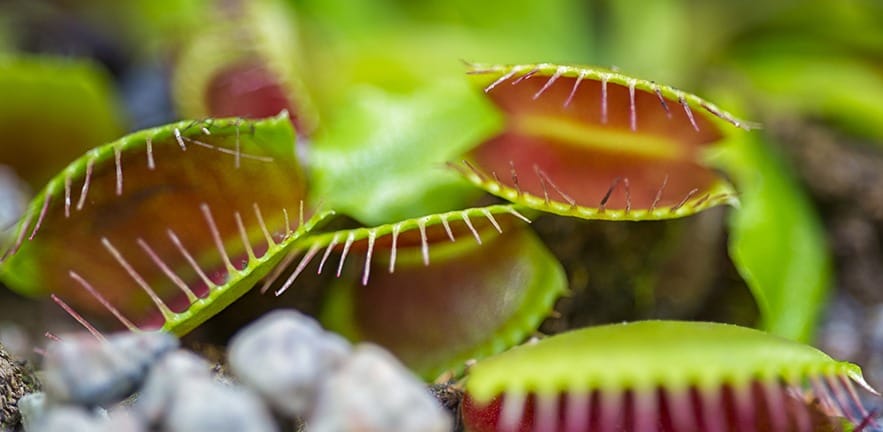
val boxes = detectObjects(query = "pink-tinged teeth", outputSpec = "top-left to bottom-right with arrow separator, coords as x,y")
462,321 -> 879,432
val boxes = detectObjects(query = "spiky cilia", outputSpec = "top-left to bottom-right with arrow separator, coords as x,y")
462,321 -> 879,432
458,63 -> 752,221
0,113 -> 330,336
269,204 -> 567,378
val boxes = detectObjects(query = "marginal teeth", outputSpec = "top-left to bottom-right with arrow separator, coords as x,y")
168,228 -> 216,290
700,386 -> 726,432
137,238 -> 198,303
76,157 -> 95,211
564,391 -> 590,432
418,218 -> 429,266
499,392 -> 527,432
317,234 -> 340,275
628,79 -> 637,131
461,213 -> 481,245
102,236 -> 173,320
336,232 -> 356,277
563,70 -> 585,108
201,203 -> 236,274
114,146 -> 123,195
535,393 -> 559,432
361,231 -> 376,286
667,387 -> 696,432
29,192 -> 52,240
597,389 -> 624,432
681,95 -> 700,132
50,294 -> 106,341
276,243 -> 321,296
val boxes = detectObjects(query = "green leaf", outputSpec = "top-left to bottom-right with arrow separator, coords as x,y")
0,56 -> 123,190
295,0 -> 593,111
718,127 -> 832,342
309,80 -> 502,225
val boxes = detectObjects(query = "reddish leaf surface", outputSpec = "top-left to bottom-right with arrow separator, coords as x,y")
1,116 -> 308,332
275,206 -> 566,378
462,64 -> 746,220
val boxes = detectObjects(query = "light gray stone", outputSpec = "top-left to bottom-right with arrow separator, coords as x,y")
26,406 -> 102,432
42,331 -> 178,406
162,378 -> 277,432
228,309 -> 350,417
134,350 -> 211,425
309,344 -> 452,432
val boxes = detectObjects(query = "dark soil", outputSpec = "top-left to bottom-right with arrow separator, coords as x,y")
0,342 -> 40,430
533,206 -> 757,335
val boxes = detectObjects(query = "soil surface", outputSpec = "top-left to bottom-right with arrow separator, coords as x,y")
0,342 -> 40,430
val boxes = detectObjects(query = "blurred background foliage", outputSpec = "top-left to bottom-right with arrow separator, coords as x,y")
1,0 -> 883,384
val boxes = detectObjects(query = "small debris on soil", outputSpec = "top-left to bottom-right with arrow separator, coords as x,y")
1,341 -> 41,430
429,382 -> 464,432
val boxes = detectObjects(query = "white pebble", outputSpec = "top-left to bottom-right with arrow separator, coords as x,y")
309,344 -> 452,432
17,392 -> 47,432
27,406 -> 104,432
228,309 -> 351,417
43,332 -> 178,406
41,331 -> 178,406
162,378 -> 278,432
134,350 -> 212,425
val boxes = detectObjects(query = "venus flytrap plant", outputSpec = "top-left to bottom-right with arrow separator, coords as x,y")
0,56 -> 851,432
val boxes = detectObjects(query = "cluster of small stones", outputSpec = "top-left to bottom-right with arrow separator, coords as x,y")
17,310 -> 452,432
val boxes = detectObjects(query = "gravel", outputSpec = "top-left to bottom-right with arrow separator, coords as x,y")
228,309 -> 351,418
41,331 -> 178,406
310,344 -> 452,432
